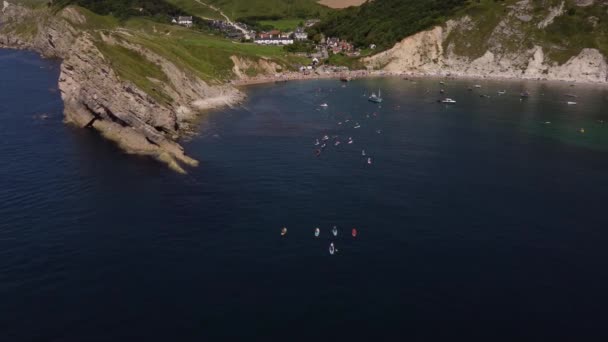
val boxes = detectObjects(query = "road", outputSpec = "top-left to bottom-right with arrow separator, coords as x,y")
193,0 -> 251,38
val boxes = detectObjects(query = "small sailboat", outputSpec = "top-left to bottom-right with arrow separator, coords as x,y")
334,140 -> 341,146
362,150 -> 366,156
332,226 -> 338,237
329,243 -> 335,255
315,139 -> 320,146
368,89 -> 383,103
314,227 -> 320,237
367,157 -> 372,165
348,137 -> 354,144
322,135 -> 329,141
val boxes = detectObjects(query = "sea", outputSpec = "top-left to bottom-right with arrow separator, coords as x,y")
2,49 -> 608,341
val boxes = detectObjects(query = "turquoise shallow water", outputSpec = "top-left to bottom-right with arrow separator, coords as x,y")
2,49 -> 608,340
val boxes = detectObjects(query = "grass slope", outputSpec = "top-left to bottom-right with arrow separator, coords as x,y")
313,0 -> 467,50
166,0 -> 332,21
65,7 -> 307,103
443,0 -> 608,65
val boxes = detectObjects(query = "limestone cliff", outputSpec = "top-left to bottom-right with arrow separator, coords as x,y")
0,2 -> 243,173
365,0 -> 608,84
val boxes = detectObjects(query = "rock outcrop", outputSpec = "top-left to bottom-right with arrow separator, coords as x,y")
0,2 -> 243,173
365,1 -> 608,84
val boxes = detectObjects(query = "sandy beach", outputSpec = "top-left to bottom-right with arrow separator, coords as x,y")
231,68 -> 608,88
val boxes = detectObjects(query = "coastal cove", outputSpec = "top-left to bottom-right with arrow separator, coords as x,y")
3,49 -> 608,340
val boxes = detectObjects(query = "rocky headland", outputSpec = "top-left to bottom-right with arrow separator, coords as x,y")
0,1 -> 243,173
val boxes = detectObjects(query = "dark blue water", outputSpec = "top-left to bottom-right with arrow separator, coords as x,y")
3,49 -> 608,341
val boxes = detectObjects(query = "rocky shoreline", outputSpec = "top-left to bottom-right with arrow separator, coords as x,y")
2,1 -> 608,173
0,2 -> 243,174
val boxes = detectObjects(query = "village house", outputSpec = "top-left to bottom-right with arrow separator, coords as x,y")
172,16 -> 193,28
326,37 -> 354,54
254,30 -> 294,45
254,36 -> 294,45
293,27 -> 308,41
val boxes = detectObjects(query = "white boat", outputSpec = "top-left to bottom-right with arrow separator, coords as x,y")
362,150 -> 366,156
498,90 -> 506,95
320,103 -> 328,107
348,138 -> 354,144
332,226 -> 338,236
474,84 -> 482,88
314,228 -> 320,237
334,141 -> 341,146
567,101 -> 577,105
441,98 -> 456,104
367,157 -> 372,165
354,124 -> 361,129
368,89 -> 383,103
315,139 -> 320,146
329,243 -> 335,255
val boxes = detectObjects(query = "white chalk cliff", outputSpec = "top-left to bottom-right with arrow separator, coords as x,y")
366,0 -> 608,84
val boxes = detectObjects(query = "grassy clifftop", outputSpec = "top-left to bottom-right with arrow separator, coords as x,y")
69,8 -> 306,102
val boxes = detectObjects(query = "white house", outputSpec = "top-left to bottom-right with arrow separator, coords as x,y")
254,37 -> 294,45
176,16 -> 193,27
294,27 -> 308,41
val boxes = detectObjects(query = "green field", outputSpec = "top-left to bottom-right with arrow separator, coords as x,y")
164,0 -> 224,20
258,19 -> 303,31
166,0 -> 331,21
